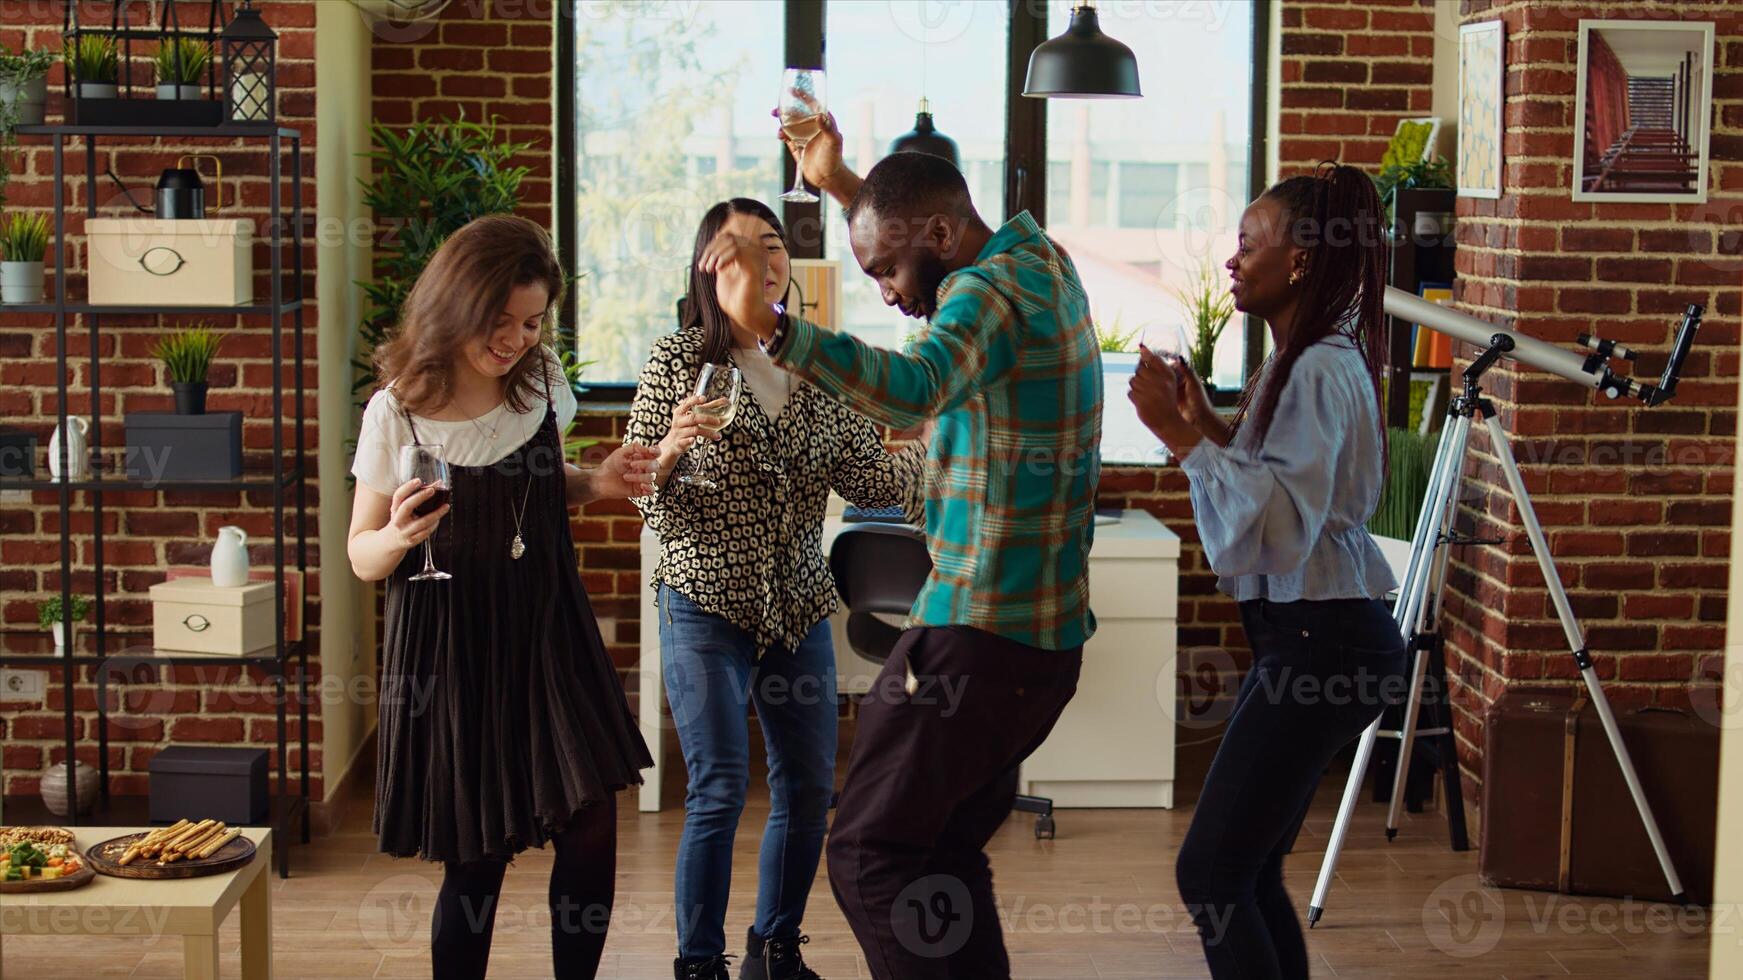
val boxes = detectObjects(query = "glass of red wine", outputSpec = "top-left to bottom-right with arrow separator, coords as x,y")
398,444 -> 452,582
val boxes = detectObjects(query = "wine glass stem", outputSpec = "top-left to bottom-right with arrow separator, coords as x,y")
791,141 -> 809,195
422,539 -> 436,575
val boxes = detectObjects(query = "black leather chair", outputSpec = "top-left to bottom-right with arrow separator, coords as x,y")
829,520 -> 1057,839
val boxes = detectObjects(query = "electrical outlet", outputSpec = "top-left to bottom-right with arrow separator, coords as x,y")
1,669 -> 46,700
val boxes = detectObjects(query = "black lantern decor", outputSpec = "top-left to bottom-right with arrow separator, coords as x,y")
221,0 -> 277,125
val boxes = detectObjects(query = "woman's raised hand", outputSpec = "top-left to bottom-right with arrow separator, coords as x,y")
661,395 -> 716,458
1170,357 -> 1218,434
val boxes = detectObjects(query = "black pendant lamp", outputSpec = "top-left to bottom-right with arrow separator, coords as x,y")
1023,1 -> 1142,100
890,97 -> 960,168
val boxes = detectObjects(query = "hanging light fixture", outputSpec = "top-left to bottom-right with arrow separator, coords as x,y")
889,15 -> 960,168
1023,1 -> 1142,100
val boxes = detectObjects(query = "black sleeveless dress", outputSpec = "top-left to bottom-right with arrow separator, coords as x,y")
374,385 -> 652,864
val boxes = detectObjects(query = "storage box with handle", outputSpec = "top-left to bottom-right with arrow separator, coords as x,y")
86,218 -> 253,307
149,578 -> 276,656
1479,685 -> 1717,904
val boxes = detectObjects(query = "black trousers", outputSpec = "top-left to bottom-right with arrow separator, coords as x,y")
431,795 -> 618,980
827,625 -> 1082,980
1176,598 -> 1409,980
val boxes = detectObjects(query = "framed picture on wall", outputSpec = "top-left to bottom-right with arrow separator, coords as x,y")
1458,20 -> 1505,199
1572,19 -> 1715,203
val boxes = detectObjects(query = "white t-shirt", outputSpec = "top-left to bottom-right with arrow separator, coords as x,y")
351,346 -> 577,496
734,344 -> 791,420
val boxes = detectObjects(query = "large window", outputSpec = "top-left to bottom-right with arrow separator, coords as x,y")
567,2 -> 783,384
562,1 -> 1268,468
822,1 -> 1010,352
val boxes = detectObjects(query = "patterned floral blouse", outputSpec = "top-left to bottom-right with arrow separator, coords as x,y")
628,325 -> 926,656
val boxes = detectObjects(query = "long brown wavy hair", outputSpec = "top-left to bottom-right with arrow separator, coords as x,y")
1232,163 -> 1389,455
373,214 -> 565,415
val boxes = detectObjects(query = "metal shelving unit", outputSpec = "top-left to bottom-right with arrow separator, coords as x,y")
0,123 -> 309,878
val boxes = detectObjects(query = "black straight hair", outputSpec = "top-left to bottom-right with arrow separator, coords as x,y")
1233,162 -> 1390,461
682,198 -> 788,367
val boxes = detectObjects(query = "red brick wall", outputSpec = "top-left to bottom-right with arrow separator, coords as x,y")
1279,0 -> 1441,173
0,2 -> 323,799
1441,0 -> 1741,799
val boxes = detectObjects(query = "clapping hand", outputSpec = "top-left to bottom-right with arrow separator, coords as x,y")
1128,344 -> 1201,455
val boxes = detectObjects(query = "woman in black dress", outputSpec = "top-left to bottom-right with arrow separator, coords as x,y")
347,215 -> 658,980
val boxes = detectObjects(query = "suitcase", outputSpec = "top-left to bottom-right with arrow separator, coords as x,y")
1480,685 -> 1716,904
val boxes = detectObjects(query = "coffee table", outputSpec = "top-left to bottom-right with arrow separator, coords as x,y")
0,826 -> 272,979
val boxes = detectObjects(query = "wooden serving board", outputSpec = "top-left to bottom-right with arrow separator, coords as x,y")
0,854 -> 96,893
87,831 -> 257,880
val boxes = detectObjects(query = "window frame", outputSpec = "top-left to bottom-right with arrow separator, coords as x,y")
556,0 -> 1271,403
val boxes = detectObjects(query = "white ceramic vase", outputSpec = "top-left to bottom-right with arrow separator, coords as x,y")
212,525 -> 250,587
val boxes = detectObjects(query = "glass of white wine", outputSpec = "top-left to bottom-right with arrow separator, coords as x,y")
679,363 -> 744,489
778,67 -> 827,204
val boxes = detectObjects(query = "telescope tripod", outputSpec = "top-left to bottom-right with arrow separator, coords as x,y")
1306,333 -> 1685,926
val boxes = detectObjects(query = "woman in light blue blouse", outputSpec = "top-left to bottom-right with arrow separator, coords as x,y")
1129,163 -> 1408,980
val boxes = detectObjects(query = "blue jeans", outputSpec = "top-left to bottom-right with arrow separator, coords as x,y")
1176,597 -> 1409,980
659,584 -> 838,959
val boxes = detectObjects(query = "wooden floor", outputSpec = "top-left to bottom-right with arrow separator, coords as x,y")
1,760 -> 1712,979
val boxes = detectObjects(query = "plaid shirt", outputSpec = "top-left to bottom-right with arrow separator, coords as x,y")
773,211 -> 1101,651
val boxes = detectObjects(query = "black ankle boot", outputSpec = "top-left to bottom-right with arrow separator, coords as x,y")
674,953 -> 731,980
738,928 -> 822,980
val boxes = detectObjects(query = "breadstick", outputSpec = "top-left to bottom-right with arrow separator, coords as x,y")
176,824 -> 228,858
194,828 -> 242,859
130,821 -> 189,860
160,819 -> 216,853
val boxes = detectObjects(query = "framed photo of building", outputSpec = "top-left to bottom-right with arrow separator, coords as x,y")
1572,19 -> 1714,203
1457,20 -> 1505,199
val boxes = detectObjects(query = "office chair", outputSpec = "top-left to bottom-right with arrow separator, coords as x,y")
829,520 -> 1057,839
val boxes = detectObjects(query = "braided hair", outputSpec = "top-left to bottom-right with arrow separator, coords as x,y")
1232,162 -> 1390,459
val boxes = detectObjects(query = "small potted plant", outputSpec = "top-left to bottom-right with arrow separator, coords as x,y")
0,44 -> 58,126
0,211 -> 49,305
68,35 -> 118,100
1096,315 -> 1142,358
151,324 -> 224,414
38,593 -> 91,649
1172,258 -> 1237,393
154,37 -> 209,101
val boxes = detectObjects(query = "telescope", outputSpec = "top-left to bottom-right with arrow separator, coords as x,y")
1383,286 -> 1702,406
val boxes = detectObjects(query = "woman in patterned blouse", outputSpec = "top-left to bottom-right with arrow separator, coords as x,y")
629,198 -> 925,980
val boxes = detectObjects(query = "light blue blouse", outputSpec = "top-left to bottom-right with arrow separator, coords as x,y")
1178,337 -> 1398,602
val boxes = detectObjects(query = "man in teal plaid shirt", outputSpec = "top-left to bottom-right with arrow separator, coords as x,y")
700,114 -> 1102,980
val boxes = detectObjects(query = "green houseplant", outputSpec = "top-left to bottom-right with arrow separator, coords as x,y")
355,114 -> 532,407
1,211 -> 49,304
1368,426 -> 1440,542
1096,315 -> 1142,354
1373,155 -> 1454,234
1171,259 -> 1237,387
153,37 -> 210,101
38,593 -> 91,649
0,45 -> 57,211
151,324 -> 225,414
68,35 -> 119,99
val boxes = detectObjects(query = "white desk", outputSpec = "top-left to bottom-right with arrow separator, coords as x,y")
637,510 -> 1180,812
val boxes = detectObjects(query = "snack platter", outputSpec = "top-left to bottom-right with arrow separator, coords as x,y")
87,819 -> 257,880
0,826 -> 96,892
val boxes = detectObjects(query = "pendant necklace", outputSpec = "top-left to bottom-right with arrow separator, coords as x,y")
509,474 -> 531,559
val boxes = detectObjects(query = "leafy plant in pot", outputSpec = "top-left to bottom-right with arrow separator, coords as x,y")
152,324 -> 225,415
68,34 -> 119,100
1171,258 -> 1237,393
38,593 -> 91,650
1373,156 -> 1454,237
0,44 -> 57,127
154,37 -> 210,101
0,212 -> 49,305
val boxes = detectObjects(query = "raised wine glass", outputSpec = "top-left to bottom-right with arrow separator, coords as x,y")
399,444 -> 452,582
679,364 -> 744,490
778,68 -> 827,204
